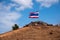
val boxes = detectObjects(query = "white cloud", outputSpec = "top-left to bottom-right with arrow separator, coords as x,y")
0,2 -> 11,12
12,0 -> 33,8
0,12 -> 20,26
0,0 -> 34,34
0,0 -> 33,27
0,2 -> 21,33
12,0 -> 33,11
0,11 -> 21,33
0,0 -> 33,33
0,0 -> 33,11
36,0 -> 59,8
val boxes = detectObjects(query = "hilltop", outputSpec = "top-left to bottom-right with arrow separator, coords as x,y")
0,21 -> 60,40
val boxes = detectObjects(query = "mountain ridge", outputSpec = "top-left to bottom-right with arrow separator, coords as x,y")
0,21 -> 60,40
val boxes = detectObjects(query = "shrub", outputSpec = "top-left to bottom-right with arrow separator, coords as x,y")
12,24 -> 19,30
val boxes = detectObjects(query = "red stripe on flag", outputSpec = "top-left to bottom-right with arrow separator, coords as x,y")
29,16 -> 39,18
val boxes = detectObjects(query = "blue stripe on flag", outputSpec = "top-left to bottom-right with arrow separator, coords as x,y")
30,13 -> 38,16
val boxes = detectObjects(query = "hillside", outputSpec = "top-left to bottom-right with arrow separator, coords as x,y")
0,21 -> 60,40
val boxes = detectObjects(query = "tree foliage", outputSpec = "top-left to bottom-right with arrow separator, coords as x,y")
12,24 -> 19,30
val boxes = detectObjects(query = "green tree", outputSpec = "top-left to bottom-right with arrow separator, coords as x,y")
12,24 -> 19,30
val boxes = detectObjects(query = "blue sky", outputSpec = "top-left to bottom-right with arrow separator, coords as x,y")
0,0 -> 60,34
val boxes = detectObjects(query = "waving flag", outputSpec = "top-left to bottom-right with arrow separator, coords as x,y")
29,11 -> 39,18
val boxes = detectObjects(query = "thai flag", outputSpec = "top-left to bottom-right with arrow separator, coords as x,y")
29,11 -> 39,18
